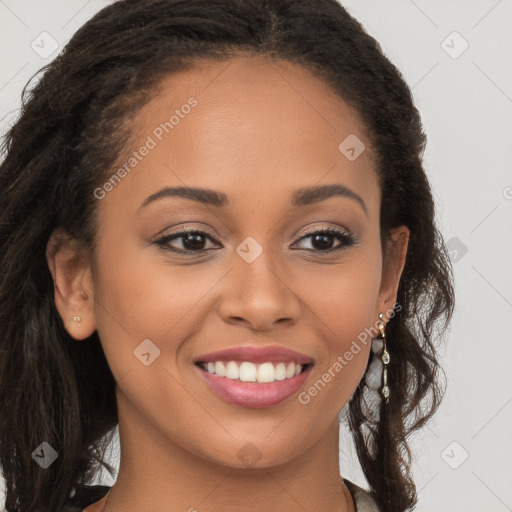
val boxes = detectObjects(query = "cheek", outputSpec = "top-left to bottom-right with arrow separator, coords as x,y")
92,228 -> 194,330
298,249 -> 382,340
295,253 -> 382,408
90,234 -> 222,376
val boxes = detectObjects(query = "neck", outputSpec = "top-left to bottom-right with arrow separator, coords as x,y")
103,392 -> 354,512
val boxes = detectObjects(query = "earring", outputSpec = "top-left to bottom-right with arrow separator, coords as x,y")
72,315 -> 81,327
378,313 -> 390,404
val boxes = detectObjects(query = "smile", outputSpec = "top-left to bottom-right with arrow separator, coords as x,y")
194,360 -> 314,408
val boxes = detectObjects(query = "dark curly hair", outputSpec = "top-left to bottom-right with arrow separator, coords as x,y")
0,1 -> 455,511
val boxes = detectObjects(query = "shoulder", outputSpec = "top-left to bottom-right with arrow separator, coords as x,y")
60,483 -> 112,512
343,478 -> 382,512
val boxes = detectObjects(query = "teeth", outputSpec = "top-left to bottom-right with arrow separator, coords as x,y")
257,362 -> 275,383
275,362 -> 286,380
240,361 -> 257,382
214,361 -> 226,377
199,361 -> 305,383
226,361 -> 239,379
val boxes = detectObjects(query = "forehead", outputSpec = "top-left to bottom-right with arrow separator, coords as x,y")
98,56 -> 380,218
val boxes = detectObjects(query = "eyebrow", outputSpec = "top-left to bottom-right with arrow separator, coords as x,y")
139,184 -> 368,215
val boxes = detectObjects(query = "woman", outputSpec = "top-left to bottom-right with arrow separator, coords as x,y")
0,0 -> 455,511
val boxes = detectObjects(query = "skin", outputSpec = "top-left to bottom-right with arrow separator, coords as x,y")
46,56 -> 409,512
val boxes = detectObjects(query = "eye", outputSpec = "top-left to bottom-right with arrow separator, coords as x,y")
153,227 -> 220,254
292,227 -> 356,253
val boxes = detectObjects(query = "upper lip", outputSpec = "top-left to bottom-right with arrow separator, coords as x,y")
194,345 -> 314,365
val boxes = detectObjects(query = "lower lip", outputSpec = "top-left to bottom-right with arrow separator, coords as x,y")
195,364 -> 313,408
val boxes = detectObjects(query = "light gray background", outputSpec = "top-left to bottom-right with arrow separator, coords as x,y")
1,1 -> 511,511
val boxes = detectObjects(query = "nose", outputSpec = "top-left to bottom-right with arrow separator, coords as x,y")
218,247 -> 302,331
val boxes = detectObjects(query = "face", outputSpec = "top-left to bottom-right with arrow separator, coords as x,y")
48,56 -> 408,469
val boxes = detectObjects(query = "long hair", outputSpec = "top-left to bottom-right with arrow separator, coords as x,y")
0,1 -> 455,510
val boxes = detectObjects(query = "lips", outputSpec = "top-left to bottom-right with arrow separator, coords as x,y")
193,345 -> 315,408
194,345 -> 314,365
195,364 -> 313,408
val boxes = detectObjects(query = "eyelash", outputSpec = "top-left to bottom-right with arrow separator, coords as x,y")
153,226 -> 357,256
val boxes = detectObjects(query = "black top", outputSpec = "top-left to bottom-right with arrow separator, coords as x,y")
62,478 -> 381,511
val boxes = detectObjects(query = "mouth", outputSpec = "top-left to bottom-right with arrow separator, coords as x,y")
193,345 -> 315,408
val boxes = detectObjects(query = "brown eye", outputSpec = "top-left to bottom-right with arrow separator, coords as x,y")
154,228 -> 220,254
292,227 -> 355,253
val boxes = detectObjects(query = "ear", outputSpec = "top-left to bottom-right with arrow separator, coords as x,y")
46,227 -> 96,340
375,225 -> 410,321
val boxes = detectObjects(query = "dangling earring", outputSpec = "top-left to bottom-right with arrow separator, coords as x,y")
378,313 -> 390,404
